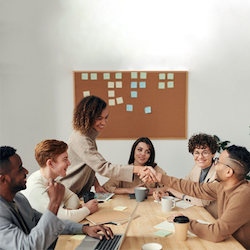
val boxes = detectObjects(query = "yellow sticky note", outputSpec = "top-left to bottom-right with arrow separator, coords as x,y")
109,99 -> 115,106
108,82 -> 115,88
116,81 -> 122,88
114,206 -> 127,211
83,91 -> 90,97
116,97 -> 123,104
71,235 -> 86,240
108,90 -> 115,97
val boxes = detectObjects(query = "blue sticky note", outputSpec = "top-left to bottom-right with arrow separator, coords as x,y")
159,73 -> 166,80
131,82 -> 137,88
145,106 -> 151,114
115,72 -> 122,79
81,73 -> 88,80
140,72 -> 147,79
139,81 -> 146,88
131,91 -> 137,98
167,81 -> 174,88
90,73 -> 97,80
131,72 -> 138,79
167,73 -> 174,80
103,73 -> 110,80
126,104 -> 133,111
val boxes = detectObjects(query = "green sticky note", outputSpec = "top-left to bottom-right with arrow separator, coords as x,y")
140,72 -> 147,79
159,73 -> 166,80
103,73 -> 110,80
167,81 -> 174,88
131,72 -> 138,79
158,82 -> 165,89
115,72 -> 122,79
167,73 -> 174,80
90,73 -> 97,80
81,73 -> 88,80
154,230 -> 172,237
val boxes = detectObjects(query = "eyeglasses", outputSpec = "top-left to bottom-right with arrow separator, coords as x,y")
214,157 -> 234,173
193,151 -> 211,158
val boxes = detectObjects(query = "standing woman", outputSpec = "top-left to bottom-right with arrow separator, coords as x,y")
60,96 -> 154,197
103,137 -> 166,194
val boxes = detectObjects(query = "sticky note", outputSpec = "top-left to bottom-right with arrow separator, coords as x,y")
108,90 -> 115,97
167,73 -> 174,80
115,72 -> 122,79
116,97 -> 123,104
158,82 -> 165,89
114,206 -> 127,211
131,82 -> 137,88
140,72 -> 147,79
71,235 -> 86,240
108,82 -> 114,88
81,73 -> 88,80
167,81 -> 174,88
131,91 -> 137,98
139,81 -> 146,88
116,81 -> 122,88
109,99 -> 115,106
131,72 -> 138,79
159,73 -> 166,80
154,230 -> 172,237
103,73 -> 110,80
145,106 -> 151,114
90,73 -> 97,80
126,105 -> 133,111
83,91 -> 90,97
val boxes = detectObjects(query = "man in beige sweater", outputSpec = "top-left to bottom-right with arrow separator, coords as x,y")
147,145 -> 250,249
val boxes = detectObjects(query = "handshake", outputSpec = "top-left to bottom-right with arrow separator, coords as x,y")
134,166 -> 162,184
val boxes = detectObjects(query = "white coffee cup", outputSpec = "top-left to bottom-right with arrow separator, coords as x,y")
141,243 -> 162,250
161,196 -> 176,212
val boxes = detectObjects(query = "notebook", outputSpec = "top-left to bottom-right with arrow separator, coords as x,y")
76,202 -> 139,250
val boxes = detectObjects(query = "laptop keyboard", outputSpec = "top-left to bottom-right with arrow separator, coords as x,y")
95,235 -> 122,250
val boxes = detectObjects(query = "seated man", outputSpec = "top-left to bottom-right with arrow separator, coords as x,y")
0,146 -> 113,250
22,139 -> 98,223
146,145 -> 250,249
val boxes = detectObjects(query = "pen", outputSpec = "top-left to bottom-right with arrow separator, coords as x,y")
157,183 -> 159,203
42,176 -> 61,194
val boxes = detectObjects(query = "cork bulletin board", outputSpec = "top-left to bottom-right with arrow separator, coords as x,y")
74,71 -> 188,139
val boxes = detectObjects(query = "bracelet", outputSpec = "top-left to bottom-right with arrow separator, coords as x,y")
182,194 -> 186,200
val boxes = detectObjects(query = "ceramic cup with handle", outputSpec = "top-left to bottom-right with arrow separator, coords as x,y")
134,187 -> 149,202
161,196 -> 176,212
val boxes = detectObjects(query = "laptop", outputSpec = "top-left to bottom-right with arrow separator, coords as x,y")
76,202 -> 139,250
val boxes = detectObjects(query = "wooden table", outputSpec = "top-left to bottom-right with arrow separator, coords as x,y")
55,195 -> 244,250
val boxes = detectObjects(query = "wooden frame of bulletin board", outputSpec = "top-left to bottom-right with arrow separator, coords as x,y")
74,71 -> 188,139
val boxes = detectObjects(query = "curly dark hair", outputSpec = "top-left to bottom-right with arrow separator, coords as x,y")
0,146 -> 16,174
128,137 -> 157,168
227,145 -> 250,179
73,96 -> 107,135
188,133 -> 218,154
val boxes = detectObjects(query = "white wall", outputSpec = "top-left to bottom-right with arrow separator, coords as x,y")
1,0 -> 250,185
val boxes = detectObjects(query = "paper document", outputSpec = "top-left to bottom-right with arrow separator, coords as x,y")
175,200 -> 194,209
154,220 -> 196,237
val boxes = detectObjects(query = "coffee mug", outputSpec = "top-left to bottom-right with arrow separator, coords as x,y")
134,187 -> 149,202
173,215 -> 190,241
161,196 -> 176,212
83,192 -> 95,203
